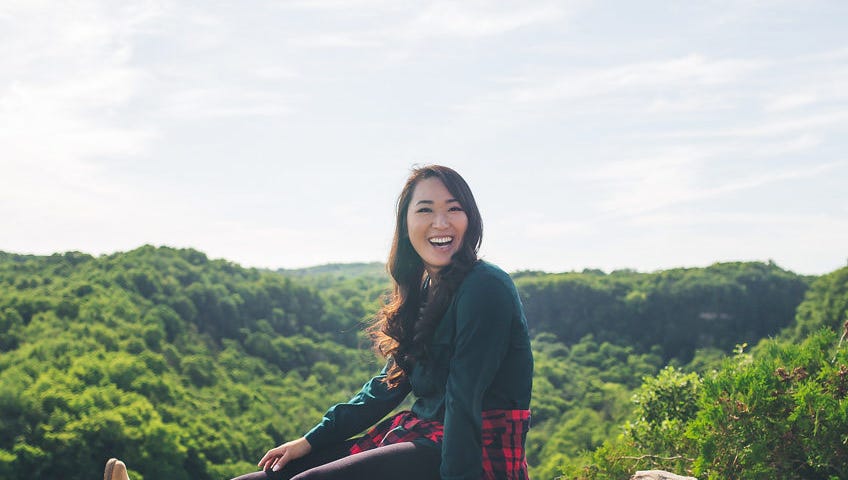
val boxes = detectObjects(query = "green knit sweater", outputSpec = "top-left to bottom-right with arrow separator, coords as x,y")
304,261 -> 534,480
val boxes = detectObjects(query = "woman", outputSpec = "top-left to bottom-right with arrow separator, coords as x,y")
105,165 -> 533,480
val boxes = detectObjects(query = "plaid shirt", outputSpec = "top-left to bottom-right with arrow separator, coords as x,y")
349,410 -> 444,454
349,409 -> 531,479
480,409 -> 531,480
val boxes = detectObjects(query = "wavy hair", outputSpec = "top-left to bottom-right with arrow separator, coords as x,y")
369,165 -> 483,387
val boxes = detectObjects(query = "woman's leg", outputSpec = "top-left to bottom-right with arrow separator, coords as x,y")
230,441 -> 440,480
291,442 -> 440,480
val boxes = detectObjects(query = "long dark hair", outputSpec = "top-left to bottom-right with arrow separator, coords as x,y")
369,165 -> 483,387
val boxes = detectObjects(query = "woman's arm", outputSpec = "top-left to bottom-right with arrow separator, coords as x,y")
303,360 -> 412,450
257,362 -> 411,471
441,272 -> 515,480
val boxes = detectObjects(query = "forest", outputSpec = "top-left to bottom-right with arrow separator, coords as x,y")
0,245 -> 845,479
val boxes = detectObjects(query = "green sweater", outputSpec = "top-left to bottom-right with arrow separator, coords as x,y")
304,261 -> 534,480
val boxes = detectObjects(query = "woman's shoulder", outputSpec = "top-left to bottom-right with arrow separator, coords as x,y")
452,261 -> 523,327
461,261 -> 518,293
469,260 -> 512,280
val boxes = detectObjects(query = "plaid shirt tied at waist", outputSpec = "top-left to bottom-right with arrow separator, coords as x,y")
349,409 -> 531,479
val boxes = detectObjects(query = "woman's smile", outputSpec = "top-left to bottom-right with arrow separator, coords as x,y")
429,236 -> 454,247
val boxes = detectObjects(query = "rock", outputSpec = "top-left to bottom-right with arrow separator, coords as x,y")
630,470 -> 697,480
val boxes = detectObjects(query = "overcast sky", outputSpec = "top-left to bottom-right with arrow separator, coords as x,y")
2,0 -> 846,275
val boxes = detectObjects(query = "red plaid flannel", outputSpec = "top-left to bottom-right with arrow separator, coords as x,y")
349,410 -> 444,454
480,409 -> 531,480
348,409 -> 531,479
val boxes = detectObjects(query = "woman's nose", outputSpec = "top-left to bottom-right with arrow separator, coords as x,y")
432,212 -> 448,228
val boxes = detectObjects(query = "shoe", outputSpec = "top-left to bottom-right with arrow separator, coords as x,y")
104,458 -> 130,480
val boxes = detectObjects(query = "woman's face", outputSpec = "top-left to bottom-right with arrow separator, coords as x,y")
406,177 -> 468,277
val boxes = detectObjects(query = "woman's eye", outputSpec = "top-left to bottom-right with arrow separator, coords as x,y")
449,206 -> 464,212
416,207 -> 432,213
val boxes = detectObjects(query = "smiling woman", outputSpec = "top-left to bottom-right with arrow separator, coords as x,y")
248,165 -> 532,480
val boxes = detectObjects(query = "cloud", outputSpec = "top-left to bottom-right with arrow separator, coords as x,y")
160,87 -> 298,119
764,92 -> 819,112
704,160 -> 844,197
279,0 -> 571,50
280,0 -> 398,10
401,1 -> 567,39
0,74 -> 153,186
448,53 -> 770,122
660,110 -> 848,140
509,54 -> 767,104
453,45 -> 847,123
589,155 -> 845,218
583,152 -> 702,216
0,1 -> 160,223
287,32 -> 384,49
284,0 -> 569,37
630,209 -> 847,229
758,49 -> 848,112
524,220 -> 594,239
623,208 -> 848,275
2,0 -> 845,277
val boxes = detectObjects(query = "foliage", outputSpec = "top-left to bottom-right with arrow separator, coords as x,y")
527,335 -> 663,479
689,331 -> 848,479
517,261 -> 809,362
0,247 -> 380,480
276,262 -> 389,347
628,366 -> 700,458
557,328 -> 848,479
0,247 -> 821,479
553,365 -> 701,480
787,265 -> 848,341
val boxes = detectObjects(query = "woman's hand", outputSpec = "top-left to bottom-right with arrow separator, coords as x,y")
257,437 -> 313,472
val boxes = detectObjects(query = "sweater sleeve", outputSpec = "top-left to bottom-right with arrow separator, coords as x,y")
304,361 -> 411,449
440,273 -> 514,480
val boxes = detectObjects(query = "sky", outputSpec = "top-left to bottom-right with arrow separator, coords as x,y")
2,0 -> 847,275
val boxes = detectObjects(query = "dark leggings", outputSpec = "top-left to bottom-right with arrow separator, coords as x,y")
229,439 -> 440,480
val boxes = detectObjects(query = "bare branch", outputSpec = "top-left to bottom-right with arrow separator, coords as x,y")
621,454 -> 694,462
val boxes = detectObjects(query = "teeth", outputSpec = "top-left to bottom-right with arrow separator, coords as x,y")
429,236 -> 453,245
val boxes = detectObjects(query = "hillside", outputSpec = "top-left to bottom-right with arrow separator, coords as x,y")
0,247 -> 381,479
560,265 -> 848,479
0,246 -> 822,479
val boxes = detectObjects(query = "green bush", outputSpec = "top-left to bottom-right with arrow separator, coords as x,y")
689,331 -> 848,479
